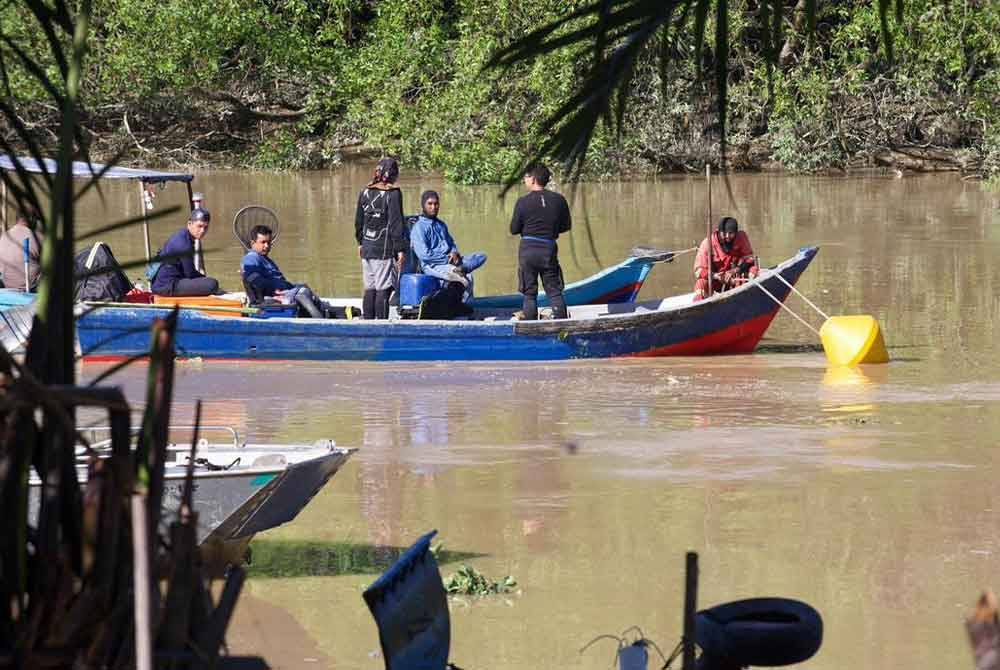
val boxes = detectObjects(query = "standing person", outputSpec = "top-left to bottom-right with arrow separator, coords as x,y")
0,211 -> 44,291
150,208 -> 220,296
191,192 -> 205,210
509,163 -> 571,320
692,216 -> 758,300
354,157 -> 407,319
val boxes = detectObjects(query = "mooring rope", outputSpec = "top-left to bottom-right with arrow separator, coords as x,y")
767,270 -> 831,320
751,274 -> 821,336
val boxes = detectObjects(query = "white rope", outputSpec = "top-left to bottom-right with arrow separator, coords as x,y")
751,277 -> 821,336
767,269 -> 830,320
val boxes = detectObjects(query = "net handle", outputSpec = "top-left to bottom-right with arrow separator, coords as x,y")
233,205 -> 280,250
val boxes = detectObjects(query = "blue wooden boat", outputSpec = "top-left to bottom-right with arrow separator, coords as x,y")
76,247 -> 818,362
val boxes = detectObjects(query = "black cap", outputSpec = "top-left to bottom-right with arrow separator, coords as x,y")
189,207 -> 211,222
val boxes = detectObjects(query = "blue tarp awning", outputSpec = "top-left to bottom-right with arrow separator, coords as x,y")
0,155 -> 193,183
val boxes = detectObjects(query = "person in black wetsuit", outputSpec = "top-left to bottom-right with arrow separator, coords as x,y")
509,163 -> 572,320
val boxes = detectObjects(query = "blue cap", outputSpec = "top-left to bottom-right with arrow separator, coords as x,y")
189,207 -> 211,222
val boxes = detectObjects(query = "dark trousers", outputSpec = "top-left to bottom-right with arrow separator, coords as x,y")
165,276 -> 219,296
517,239 -> 567,319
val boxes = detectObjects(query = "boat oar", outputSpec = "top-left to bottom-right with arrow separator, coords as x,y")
82,301 -> 260,316
753,271 -> 889,366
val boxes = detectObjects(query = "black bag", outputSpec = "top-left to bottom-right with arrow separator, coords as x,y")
74,242 -> 133,302
417,282 -> 473,320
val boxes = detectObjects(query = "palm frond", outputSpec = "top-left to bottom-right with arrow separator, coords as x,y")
490,0 -> 677,191
487,0 -> 909,190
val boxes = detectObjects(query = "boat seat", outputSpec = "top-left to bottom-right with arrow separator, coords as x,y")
241,273 -> 267,307
363,530 -> 450,670
152,294 -> 245,317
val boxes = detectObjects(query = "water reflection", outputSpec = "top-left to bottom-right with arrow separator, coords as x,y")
72,171 -> 1000,670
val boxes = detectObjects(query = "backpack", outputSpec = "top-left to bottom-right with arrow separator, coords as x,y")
73,242 -> 133,303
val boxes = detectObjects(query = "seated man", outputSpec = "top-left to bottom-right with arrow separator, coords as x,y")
0,211 -> 44,291
241,224 -> 330,318
693,216 -> 758,301
151,208 -> 220,296
410,190 -> 486,301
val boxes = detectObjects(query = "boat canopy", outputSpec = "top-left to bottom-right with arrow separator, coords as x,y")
0,154 -> 193,184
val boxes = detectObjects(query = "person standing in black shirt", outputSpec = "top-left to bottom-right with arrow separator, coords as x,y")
355,157 -> 407,319
509,163 -> 572,319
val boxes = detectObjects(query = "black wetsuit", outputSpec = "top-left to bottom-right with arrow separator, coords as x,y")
510,189 -> 572,319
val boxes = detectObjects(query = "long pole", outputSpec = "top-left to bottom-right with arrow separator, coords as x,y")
706,165 -> 713,298
1,180 -> 7,233
140,181 -> 151,261
132,493 -> 153,670
682,552 -> 699,670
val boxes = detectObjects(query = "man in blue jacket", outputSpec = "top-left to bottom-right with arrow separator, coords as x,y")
151,208 -> 220,296
410,190 -> 486,299
241,224 -> 329,318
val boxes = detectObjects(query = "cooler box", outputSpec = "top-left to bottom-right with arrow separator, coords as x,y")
399,274 -> 442,307
250,304 -> 298,319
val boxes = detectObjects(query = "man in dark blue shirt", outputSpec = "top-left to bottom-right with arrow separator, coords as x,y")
509,163 -> 572,319
241,224 -> 328,318
151,208 -> 220,296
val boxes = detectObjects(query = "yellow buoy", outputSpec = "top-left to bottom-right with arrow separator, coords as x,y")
819,315 -> 889,366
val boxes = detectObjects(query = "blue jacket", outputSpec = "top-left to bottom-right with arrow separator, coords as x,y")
410,215 -> 458,268
241,250 -> 294,296
152,227 -> 204,294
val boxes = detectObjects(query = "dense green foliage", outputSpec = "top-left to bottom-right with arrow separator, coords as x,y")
1,0 -> 997,180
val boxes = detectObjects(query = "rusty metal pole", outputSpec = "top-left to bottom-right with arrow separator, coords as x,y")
682,551 -> 699,670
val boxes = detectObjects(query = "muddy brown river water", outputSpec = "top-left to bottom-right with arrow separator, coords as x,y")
74,168 -> 1000,669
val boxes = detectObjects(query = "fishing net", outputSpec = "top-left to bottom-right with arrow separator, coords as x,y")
233,206 -> 280,250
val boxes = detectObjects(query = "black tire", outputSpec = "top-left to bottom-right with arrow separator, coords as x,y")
695,598 -> 823,669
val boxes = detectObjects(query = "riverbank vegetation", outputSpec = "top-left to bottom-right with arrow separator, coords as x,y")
1,1 -> 254,665
1,0 -> 997,181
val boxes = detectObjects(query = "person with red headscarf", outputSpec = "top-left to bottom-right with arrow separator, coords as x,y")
693,217 -> 758,300
354,157 -> 407,319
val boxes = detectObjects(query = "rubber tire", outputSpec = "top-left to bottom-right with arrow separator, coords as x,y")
695,598 -> 823,669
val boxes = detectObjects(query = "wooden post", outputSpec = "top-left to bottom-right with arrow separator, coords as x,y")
2,180 -> 7,233
706,165 -> 713,298
132,493 -> 153,670
140,181 -> 151,261
682,551 -> 699,670
186,183 -> 194,212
